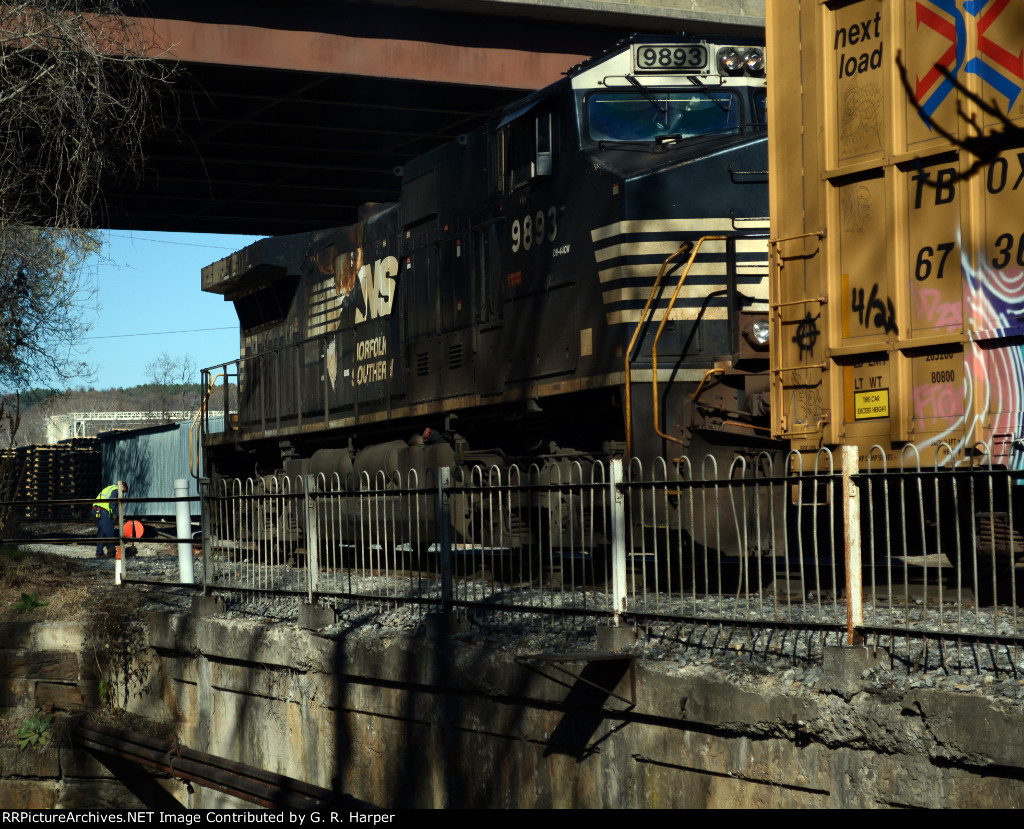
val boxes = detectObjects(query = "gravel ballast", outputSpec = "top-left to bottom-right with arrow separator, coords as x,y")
21,532 -> 1020,710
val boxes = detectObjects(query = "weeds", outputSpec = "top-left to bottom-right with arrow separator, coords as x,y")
16,709 -> 53,750
87,599 -> 151,712
12,592 -> 48,611
0,545 -> 28,590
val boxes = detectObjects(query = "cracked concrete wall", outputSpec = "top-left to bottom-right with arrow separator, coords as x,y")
139,612 -> 1024,809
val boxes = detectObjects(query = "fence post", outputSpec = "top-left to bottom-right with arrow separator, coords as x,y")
609,458 -> 627,625
305,474 -> 319,605
438,466 -> 452,615
199,478 -> 213,596
839,445 -> 863,644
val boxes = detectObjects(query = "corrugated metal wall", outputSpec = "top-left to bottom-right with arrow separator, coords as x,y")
99,417 -> 224,517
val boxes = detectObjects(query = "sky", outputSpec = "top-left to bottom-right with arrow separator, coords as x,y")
76,230 -> 264,391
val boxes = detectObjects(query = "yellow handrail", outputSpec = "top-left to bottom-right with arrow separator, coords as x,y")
691,367 -> 725,401
190,372 -> 225,480
623,243 -> 691,458
650,236 -> 728,447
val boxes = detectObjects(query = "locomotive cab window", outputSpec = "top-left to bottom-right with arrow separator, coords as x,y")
506,111 -> 555,190
586,89 -> 740,143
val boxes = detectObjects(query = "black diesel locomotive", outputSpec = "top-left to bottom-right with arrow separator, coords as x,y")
200,34 -> 773,561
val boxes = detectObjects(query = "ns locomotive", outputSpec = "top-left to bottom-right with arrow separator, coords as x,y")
200,34 -> 773,561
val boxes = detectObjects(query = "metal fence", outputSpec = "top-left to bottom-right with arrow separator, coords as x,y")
198,444 -> 1024,673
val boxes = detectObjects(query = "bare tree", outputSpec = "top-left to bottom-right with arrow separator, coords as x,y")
0,0 -> 173,393
0,1 -> 173,230
0,1 -> 173,532
0,227 -> 100,390
145,352 -> 198,421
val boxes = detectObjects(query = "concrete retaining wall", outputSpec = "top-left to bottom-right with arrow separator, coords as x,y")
137,612 -> 1024,809
4,614 -> 1022,808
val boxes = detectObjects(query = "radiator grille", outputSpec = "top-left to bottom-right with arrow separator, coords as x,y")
449,343 -> 463,371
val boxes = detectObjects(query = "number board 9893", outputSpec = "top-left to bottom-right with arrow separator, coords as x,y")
632,44 -> 708,73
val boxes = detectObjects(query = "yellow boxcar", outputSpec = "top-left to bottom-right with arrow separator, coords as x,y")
767,0 -> 1024,469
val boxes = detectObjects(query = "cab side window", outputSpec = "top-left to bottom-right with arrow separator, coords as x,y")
507,110 -> 555,191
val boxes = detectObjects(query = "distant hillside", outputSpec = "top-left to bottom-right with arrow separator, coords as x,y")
8,384 -> 237,446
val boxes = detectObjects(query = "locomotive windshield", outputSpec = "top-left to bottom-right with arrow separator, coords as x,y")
587,90 -> 740,143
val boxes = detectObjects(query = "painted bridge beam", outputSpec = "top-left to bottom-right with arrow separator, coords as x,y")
96,0 -> 765,234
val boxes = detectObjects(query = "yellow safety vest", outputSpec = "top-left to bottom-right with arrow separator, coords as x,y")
93,484 -> 121,514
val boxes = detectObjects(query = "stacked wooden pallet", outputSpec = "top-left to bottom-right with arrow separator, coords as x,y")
0,439 -> 101,520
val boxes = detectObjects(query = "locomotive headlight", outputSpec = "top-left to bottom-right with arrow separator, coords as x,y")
744,49 -> 765,74
718,48 -> 744,74
740,316 -> 770,355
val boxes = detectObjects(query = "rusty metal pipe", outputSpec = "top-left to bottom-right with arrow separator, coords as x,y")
74,728 -> 282,808
73,720 -> 338,809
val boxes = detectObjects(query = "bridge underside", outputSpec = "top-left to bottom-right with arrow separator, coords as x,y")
96,1 -> 764,235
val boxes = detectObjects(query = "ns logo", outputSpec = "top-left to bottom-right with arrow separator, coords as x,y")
352,256 -> 399,324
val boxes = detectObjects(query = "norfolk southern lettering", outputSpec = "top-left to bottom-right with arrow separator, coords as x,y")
836,11 -> 882,77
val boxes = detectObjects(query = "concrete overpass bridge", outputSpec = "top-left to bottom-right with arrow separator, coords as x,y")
104,0 -> 764,235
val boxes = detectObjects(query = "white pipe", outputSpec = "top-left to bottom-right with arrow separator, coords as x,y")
175,478 -> 196,584
115,480 -> 125,586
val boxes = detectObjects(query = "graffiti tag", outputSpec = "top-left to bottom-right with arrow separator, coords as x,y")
793,311 -> 821,353
851,283 -> 898,335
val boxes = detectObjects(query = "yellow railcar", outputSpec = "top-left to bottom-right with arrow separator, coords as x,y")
768,0 -> 1024,469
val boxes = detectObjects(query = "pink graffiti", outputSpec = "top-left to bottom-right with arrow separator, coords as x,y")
912,285 -> 963,331
913,381 -> 960,421
906,234 -> 1024,468
966,266 -> 1024,418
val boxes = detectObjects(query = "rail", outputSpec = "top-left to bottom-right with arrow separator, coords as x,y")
0,490 -> 202,590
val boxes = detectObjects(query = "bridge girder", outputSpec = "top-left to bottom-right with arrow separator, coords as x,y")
98,0 -> 764,235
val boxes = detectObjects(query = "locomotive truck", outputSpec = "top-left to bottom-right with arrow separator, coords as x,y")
199,33 -> 774,570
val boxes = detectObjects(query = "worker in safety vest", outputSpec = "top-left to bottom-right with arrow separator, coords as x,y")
93,481 -> 127,558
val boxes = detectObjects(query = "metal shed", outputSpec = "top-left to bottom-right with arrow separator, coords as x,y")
99,417 -> 224,518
